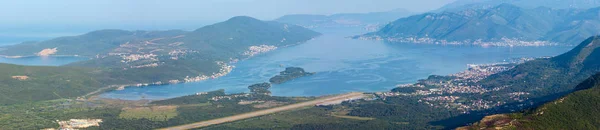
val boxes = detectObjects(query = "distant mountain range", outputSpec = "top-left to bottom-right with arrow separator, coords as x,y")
435,0 -> 600,12
357,4 -> 600,46
274,9 -> 414,31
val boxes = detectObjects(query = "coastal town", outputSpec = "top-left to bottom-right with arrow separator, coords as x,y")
376,58 -> 539,113
243,45 -> 278,57
356,35 -> 559,47
50,119 -> 103,130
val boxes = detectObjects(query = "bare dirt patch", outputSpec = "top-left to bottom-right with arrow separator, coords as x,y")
11,76 -> 29,81
37,48 -> 58,56
120,105 -> 178,121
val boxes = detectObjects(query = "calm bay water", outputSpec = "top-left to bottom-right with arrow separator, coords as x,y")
100,28 -> 574,100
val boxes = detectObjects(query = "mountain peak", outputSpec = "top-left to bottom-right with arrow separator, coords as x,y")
193,16 -> 267,32
226,16 -> 262,23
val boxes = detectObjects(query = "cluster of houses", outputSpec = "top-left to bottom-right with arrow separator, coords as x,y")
210,93 -> 250,101
44,119 -> 103,130
243,45 -> 277,57
119,54 -> 158,63
357,35 -> 557,47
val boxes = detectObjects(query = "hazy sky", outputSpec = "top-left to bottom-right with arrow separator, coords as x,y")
0,0 -> 455,31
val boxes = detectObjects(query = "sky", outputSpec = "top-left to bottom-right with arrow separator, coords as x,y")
0,0 -> 455,33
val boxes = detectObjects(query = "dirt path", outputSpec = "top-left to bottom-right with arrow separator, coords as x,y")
159,92 -> 365,130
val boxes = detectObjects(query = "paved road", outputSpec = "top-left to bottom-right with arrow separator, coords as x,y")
159,92 -> 365,130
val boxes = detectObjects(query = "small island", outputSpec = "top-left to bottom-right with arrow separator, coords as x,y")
269,67 -> 315,84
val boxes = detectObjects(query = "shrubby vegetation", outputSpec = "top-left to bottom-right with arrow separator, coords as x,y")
0,63 -> 109,105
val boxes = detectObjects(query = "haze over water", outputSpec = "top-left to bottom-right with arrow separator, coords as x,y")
100,28 -> 573,100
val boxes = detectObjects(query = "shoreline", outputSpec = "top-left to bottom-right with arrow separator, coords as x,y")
83,62 -> 235,100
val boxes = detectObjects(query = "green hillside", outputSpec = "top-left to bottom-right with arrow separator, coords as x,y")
459,73 -> 600,130
0,63 -> 107,105
520,73 -> 600,129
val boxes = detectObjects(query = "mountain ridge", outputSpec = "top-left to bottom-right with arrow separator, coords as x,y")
357,4 -> 597,46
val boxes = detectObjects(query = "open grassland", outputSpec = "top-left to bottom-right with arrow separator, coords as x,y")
119,105 -> 178,121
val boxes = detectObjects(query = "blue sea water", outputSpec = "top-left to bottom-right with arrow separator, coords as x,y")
100,28 -> 574,100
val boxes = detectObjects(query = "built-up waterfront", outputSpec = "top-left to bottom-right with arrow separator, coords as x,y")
377,58 -> 540,113
356,35 -> 560,47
